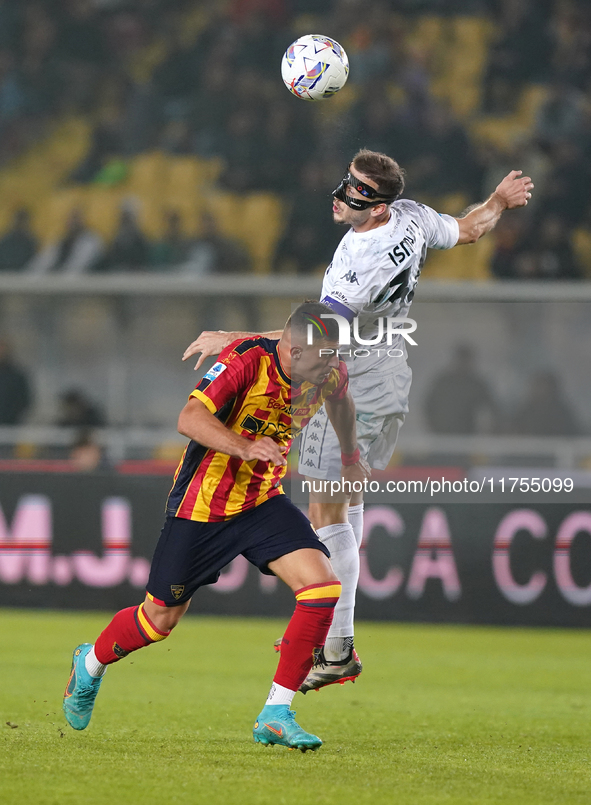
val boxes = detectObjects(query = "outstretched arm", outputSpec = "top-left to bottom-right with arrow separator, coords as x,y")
455,170 -> 534,245
178,397 -> 287,465
182,330 -> 282,370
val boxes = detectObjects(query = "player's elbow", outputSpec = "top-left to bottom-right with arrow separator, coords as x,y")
458,224 -> 481,244
177,412 -> 190,438
177,405 -> 195,438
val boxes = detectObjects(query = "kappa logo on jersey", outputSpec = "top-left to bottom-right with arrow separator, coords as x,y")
340,270 -> 359,284
203,361 -> 227,382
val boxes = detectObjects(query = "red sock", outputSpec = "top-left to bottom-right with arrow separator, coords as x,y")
273,581 -> 341,692
94,603 -> 170,665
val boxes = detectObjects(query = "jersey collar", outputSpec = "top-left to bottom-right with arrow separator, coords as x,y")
271,341 -> 291,386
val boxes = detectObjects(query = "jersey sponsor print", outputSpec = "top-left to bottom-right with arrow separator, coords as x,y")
167,338 -> 349,522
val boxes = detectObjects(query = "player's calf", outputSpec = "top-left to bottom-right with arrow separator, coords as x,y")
254,579 -> 341,750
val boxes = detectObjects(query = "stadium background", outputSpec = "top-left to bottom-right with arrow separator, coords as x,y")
0,0 -> 590,627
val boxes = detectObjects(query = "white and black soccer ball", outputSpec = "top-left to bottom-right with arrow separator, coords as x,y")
281,34 -> 349,101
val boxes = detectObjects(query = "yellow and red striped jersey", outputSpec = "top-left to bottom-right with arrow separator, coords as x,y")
167,337 -> 348,522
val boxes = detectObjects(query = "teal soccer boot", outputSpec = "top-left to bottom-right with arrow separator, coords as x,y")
63,644 -> 103,730
253,704 -> 322,752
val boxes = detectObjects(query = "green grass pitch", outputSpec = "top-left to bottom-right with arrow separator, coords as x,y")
1,610 -> 590,805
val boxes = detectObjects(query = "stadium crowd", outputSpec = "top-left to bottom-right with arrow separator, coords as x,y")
0,0 -> 589,277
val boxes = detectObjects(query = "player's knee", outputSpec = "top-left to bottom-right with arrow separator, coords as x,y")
143,598 -> 189,631
308,501 -> 349,529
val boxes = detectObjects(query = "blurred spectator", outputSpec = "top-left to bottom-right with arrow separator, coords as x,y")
510,371 -> 581,436
343,86 -> 398,159
424,344 -> 497,434
182,212 -> 252,275
274,162 -> 341,274
0,48 -> 26,160
490,215 -> 527,279
232,13 -> 284,71
529,214 -> 582,280
157,119 -> 193,155
0,337 -> 32,425
19,3 -> 60,118
217,107 -> 267,192
549,0 -> 591,91
99,206 -> 149,271
27,208 -> 104,274
534,80 -> 587,148
149,210 -> 191,268
403,103 -> 480,199
151,28 -> 200,122
230,0 -> 287,27
258,104 -> 309,191
482,0 -> 551,113
69,427 -> 104,471
494,214 -> 582,280
0,209 -> 38,270
56,389 -> 104,428
0,49 -> 25,123
69,110 -> 124,183
56,0 -> 106,111
191,63 -> 235,157
347,12 -> 396,86
535,141 -> 591,227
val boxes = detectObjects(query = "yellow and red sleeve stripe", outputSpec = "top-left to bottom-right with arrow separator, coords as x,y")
295,581 -> 342,608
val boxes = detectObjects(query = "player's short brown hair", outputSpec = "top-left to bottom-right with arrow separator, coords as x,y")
352,149 -> 405,200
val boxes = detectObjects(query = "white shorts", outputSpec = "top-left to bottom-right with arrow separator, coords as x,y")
298,362 -> 412,481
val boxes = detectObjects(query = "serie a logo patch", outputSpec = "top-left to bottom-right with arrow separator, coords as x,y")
203,362 -> 227,382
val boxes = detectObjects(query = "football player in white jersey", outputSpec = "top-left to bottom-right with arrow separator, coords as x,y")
183,149 -> 534,691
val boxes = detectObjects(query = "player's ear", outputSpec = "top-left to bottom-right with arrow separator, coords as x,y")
371,203 -> 387,217
291,346 -> 302,360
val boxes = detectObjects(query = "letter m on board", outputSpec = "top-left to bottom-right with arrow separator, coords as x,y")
0,495 -> 52,584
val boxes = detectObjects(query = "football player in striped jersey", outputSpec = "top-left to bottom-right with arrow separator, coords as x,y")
62,301 -> 368,751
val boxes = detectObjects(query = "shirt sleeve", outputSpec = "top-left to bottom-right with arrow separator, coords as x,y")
411,201 -> 459,250
320,245 -> 381,318
190,339 -> 259,414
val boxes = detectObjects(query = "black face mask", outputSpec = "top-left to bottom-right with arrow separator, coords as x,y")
332,165 -> 395,211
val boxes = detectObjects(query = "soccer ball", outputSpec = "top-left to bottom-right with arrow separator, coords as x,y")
281,34 -> 349,101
